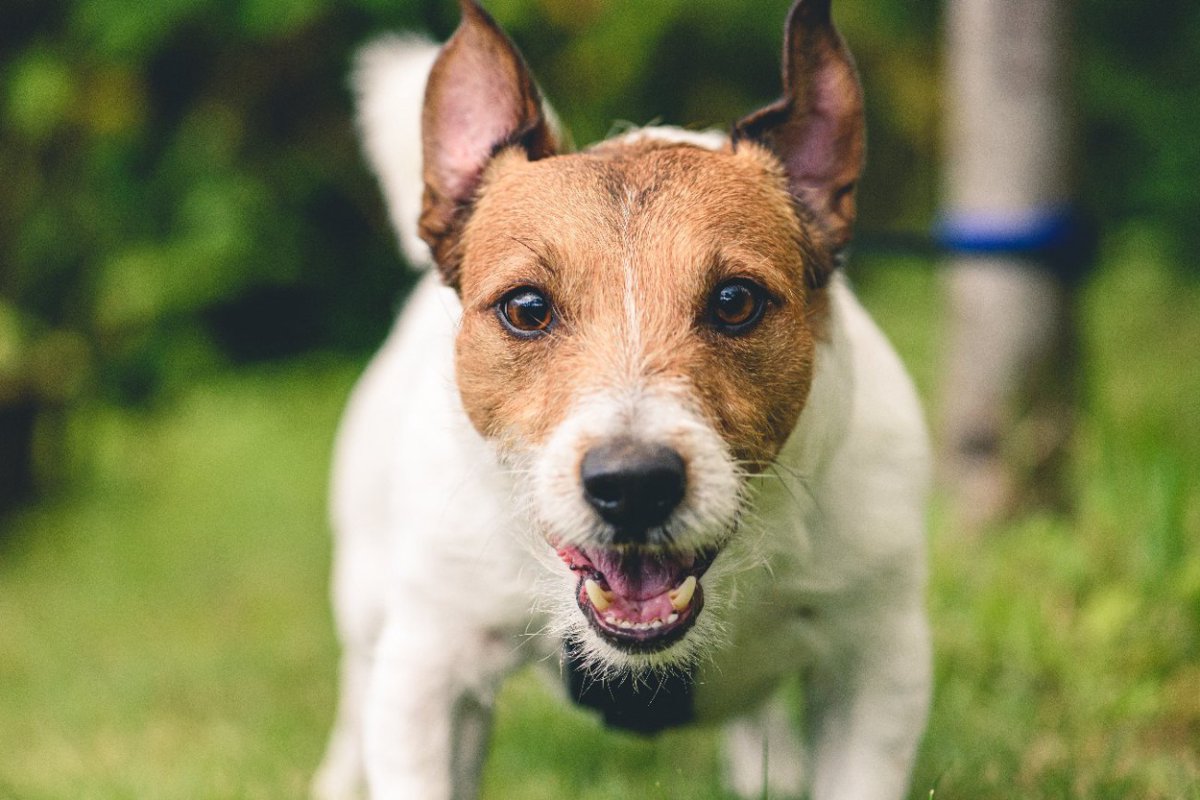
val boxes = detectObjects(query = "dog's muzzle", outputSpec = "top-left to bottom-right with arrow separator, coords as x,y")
557,544 -> 715,652
557,438 -> 717,651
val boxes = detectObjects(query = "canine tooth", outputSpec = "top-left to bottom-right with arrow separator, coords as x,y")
668,575 -> 697,611
584,579 -> 612,611
667,613 -> 679,624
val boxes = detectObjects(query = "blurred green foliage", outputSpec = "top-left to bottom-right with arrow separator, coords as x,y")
0,0 -> 1197,408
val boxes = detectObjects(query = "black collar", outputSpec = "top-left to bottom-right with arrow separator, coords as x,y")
562,640 -> 696,735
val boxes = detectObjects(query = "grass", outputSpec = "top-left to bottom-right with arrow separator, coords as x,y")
0,362 -> 347,799
1,245 -> 1197,798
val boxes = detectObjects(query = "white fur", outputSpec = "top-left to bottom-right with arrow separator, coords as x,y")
316,39 -> 932,800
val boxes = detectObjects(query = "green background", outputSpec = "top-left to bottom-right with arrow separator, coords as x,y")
1,0 -> 1198,797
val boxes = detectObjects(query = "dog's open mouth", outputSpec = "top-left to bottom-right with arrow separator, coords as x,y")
556,545 -> 716,652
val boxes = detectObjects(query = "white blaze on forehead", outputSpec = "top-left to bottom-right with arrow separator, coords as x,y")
620,186 -> 642,379
609,127 -> 726,378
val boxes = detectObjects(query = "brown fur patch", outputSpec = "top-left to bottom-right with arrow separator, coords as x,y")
453,140 -> 830,467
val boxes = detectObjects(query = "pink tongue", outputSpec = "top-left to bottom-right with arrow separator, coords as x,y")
588,549 -> 690,600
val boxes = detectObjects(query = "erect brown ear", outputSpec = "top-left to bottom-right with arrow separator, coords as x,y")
419,0 -> 557,288
733,0 -> 865,282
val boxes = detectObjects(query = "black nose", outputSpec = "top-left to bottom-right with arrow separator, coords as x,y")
580,439 -> 686,538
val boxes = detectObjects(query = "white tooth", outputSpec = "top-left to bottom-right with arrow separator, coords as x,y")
668,575 -> 697,611
584,579 -> 612,611
650,620 -> 663,629
605,614 -> 618,625
667,613 -> 679,624
620,619 -> 634,629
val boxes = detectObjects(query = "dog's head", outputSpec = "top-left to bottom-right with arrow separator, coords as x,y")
413,0 -> 862,673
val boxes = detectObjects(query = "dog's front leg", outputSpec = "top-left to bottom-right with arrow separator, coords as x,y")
723,695 -> 807,800
805,592 -> 932,800
363,614 -> 513,800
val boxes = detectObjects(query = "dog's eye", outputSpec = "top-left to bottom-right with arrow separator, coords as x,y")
499,287 -> 555,336
709,279 -> 768,334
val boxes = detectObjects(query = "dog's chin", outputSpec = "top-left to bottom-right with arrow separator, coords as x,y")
555,543 -> 717,655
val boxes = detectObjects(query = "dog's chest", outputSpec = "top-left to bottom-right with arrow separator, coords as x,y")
691,473 -> 843,719
692,543 -> 826,719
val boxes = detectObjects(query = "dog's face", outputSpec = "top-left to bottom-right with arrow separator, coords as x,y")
418,0 -> 863,672
454,143 -> 821,666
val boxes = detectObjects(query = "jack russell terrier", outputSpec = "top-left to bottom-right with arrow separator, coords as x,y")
314,1 -> 931,798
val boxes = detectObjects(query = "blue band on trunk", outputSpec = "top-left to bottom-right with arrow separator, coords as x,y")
934,206 -> 1096,283
935,207 -> 1076,253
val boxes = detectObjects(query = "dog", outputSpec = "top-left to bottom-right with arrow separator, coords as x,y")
314,1 -> 932,798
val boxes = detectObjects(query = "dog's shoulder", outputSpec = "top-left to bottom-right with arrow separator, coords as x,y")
330,275 -> 471,533
826,276 -> 930,480
788,275 -> 931,581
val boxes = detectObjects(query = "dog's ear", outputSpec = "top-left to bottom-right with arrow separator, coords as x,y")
733,0 -> 864,283
420,0 -> 557,288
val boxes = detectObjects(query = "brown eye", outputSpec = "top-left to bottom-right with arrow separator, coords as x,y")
709,279 -> 767,333
499,287 -> 554,336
